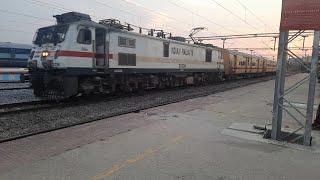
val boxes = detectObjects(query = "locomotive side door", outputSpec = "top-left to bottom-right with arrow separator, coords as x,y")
94,28 -> 107,68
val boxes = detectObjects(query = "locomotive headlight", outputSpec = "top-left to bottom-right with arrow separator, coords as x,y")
41,51 -> 49,57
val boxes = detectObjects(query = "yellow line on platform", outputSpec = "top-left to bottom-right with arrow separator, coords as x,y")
89,135 -> 184,180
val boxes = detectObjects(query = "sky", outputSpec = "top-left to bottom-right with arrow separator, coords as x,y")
0,0 -> 313,59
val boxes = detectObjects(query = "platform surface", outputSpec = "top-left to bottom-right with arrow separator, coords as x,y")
1,74 -> 320,180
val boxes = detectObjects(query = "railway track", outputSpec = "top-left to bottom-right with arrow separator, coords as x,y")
0,79 -> 228,116
0,73 -> 297,116
0,75 -> 278,143
0,92 -> 135,116
0,87 -> 31,91
0,100 -> 55,115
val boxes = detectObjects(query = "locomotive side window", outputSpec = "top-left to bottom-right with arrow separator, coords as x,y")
163,43 -> 169,57
118,53 -> 136,66
205,49 -> 212,62
77,29 -> 92,44
119,53 -> 127,65
128,39 -> 136,48
128,54 -> 136,65
118,37 -> 136,48
119,37 -> 127,47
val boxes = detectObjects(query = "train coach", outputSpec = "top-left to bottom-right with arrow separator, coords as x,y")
223,50 -> 276,79
0,42 -> 32,82
27,12 -> 276,100
0,42 -> 32,67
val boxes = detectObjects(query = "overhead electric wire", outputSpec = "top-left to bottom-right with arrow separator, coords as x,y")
195,32 -> 314,39
116,0 -> 193,27
168,1 -> 273,50
10,20 -> 50,27
210,0 -> 275,51
95,0 -> 184,32
169,0 -> 274,52
2,0 -> 189,39
0,11 -> 50,27
235,0 -> 308,51
210,0 -> 278,52
95,0 -> 142,19
24,0 -> 187,35
167,0 -> 256,49
24,0 -> 69,12
211,0 -> 259,30
25,0 -> 143,29
23,0 -> 103,21
236,0 -> 275,32
230,47 -> 312,51
0,28 -> 34,34
168,1 -> 234,34
0,9 -> 55,22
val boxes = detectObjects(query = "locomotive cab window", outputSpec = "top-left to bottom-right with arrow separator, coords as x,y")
77,29 -> 92,44
206,49 -> 212,62
163,43 -> 169,57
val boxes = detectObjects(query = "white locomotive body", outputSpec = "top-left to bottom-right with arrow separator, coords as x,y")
28,12 -> 224,99
107,31 -> 223,71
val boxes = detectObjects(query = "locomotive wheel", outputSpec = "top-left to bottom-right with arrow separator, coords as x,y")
115,84 -> 126,96
137,82 -> 145,95
168,77 -> 176,88
157,79 -> 166,89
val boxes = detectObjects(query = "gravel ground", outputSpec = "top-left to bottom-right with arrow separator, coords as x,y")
0,82 -> 30,90
0,82 -> 35,105
0,89 -> 39,105
0,76 -> 275,140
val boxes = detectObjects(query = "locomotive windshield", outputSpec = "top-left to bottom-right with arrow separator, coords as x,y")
33,25 -> 69,45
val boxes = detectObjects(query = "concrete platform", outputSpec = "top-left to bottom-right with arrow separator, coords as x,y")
1,74 -> 320,180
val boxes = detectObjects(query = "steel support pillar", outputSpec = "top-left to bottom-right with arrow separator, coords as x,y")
271,30 -> 319,146
303,31 -> 320,146
271,31 -> 289,140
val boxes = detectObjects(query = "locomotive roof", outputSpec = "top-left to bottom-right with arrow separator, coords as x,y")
229,50 -> 268,60
0,42 -> 33,49
42,17 -> 271,60
45,12 -> 272,61
70,20 -> 224,51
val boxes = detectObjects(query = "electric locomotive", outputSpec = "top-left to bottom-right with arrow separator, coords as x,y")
28,12 -> 225,99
